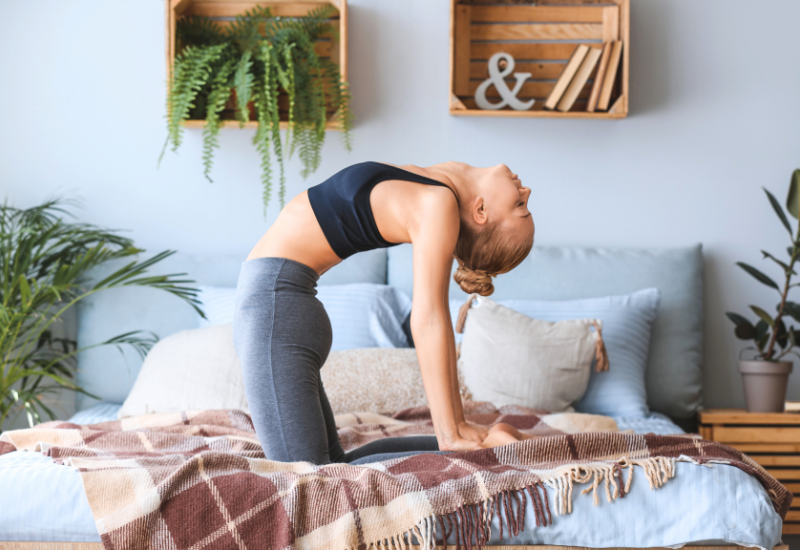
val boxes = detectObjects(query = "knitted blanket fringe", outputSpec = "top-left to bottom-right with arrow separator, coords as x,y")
360,456 -> 681,550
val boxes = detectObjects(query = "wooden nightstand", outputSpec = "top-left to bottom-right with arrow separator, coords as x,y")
699,409 -> 800,535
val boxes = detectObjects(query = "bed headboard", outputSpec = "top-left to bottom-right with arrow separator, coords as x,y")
77,245 -> 703,423
388,244 -> 704,421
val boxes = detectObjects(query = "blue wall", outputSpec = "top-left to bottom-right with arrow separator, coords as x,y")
2,0 -> 800,416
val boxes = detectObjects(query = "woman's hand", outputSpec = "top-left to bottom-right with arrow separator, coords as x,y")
478,423 -> 535,449
457,421 -> 489,444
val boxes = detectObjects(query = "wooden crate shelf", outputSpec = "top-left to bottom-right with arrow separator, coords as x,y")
449,0 -> 629,119
166,0 -> 348,130
698,409 -> 800,536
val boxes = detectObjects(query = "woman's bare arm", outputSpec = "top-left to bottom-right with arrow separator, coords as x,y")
409,194 -> 482,452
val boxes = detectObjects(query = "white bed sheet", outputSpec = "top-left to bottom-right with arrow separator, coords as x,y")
0,404 -> 784,549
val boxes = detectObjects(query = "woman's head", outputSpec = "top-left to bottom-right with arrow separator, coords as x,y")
453,163 -> 534,296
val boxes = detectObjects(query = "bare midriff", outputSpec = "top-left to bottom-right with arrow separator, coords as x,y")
246,191 -> 342,275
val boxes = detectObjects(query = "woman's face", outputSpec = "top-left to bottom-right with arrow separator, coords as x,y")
482,164 -> 534,241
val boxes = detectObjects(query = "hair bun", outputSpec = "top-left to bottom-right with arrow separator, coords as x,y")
453,262 -> 495,296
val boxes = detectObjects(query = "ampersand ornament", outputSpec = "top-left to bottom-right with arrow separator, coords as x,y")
475,52 -> 534,111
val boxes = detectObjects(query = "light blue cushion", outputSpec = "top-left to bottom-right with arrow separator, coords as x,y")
389,244 -> 703,420
76,250 -> 388,408
455,289 -> 660,418
198,283 -> 412,351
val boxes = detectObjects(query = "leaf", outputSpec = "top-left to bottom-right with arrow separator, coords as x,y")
776,319 -> 788,348
726,312 -> 751,326
750,305 -> 774,327
737,262 -> 780,290
762,250 -> 795,274
765,187 -> 793,235
784,301 -> 800,322
755,320 -> 769,340
787,169 -> 800,220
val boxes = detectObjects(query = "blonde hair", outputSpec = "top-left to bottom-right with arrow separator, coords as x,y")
453,219 -> 532,296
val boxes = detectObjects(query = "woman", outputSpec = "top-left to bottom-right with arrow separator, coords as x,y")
233,161 -> 534,465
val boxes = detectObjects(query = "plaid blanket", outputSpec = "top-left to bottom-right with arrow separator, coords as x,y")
0,403 -> 792,550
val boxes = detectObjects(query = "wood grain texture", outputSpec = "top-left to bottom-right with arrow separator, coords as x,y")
470,61 -> 565,80
470,23 -> 602,41
450,0 -> 628,119
714,426 -> 800,443
165,0 -> 346,130
470,6 -> 605,23
699,409 -> 800,425
471,42 -> 582,61
454,5 -> 472,96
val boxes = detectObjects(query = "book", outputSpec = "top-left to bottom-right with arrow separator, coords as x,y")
556,45 -> 602,112
544,44 -> 589,110
786,401 -> 800,413
597,40 -> 623,111
586,42 -> 612,113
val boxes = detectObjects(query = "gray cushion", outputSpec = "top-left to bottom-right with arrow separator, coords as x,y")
387,244 -> 704,419
76,249 -> 387,407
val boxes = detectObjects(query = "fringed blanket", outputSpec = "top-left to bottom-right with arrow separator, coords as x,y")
0,403 -> 792,550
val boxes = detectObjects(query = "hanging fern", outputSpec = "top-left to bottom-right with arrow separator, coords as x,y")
162,5 -> 353,211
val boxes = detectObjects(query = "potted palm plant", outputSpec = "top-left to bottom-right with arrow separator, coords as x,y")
0,199 -> 203,430
726,170 -> 800,412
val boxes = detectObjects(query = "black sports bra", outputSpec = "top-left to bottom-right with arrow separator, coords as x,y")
307,161 -> 454,259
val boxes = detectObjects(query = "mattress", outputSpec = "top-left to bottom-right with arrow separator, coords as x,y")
0,404 -> 784,549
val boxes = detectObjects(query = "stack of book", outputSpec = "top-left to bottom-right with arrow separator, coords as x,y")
544,41 -> 623,113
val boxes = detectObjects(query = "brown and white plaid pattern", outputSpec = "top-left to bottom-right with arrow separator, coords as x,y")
0,404 -> 792,550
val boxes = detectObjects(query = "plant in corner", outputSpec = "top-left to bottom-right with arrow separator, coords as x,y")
159,6 -> 353,212
0,199 -> 204,431
726,170 -> 800,412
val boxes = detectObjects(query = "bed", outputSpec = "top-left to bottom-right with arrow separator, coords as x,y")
0,244 -> 790,550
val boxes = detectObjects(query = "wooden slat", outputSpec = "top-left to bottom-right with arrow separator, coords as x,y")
765,468 -> 800,480
713,426 -> 800,443
784,523 -> 800,534
786,510 -> 800,521
602,5 -> 619,41
471,42 -> 582,61
471,23 -> 602,41
470,6 -> 604,23
699,410 -> 800,425
727,443 -> 800,453
467,80 -> 592,100
182,119 -> 341,129
470,61 -> 565,80
451,106 -> 624,119
783,482 -> 800,492
454,5 -> 472,96
185,2 -> 331,16
462,98 -> 587,112
751,455 -> 800,466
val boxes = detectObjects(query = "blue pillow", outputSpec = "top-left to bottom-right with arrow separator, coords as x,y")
199,283 -> 412,351
451,288 -> 660,418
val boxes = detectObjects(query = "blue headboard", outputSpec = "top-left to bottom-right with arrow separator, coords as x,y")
77,245 -> 703,422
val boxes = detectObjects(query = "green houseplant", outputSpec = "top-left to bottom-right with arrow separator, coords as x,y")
0,199 -> 204,430
160,6 -> 353,212
726,170 -> 800,412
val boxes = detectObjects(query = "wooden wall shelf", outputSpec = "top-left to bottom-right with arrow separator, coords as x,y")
449,0 -> 629,119
166,0 -> 348,130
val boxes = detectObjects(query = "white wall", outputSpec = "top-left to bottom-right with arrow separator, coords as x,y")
2,0 -> 800,411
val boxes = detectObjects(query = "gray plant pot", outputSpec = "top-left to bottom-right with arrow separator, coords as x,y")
739,360 -> 793,412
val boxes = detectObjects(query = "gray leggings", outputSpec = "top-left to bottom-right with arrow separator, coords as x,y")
233,257 -> 443,465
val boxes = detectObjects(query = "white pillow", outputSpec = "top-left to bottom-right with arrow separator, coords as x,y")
198,283 -> 412,350
118,324 -> 247,418
458,297 -> 604,412
452,288 -> 660,417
